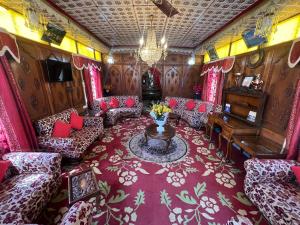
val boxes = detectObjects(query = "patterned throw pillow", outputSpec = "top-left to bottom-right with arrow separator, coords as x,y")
168,98 -> 178,109
198,103 -> 206,112
125,98 -> 135,108
52,120 -> 72,138
70,112 -> 83,130
185,100 -> 196,111
109,97 -> 119,108
291,166 -> 300,184
99,101 -> 108,112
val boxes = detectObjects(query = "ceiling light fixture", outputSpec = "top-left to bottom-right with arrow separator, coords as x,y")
136,15 -> 167,66
107,52 -> 114,64
188,53 -> 195,65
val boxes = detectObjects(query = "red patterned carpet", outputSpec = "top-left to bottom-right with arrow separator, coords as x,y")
40,116 -> 268,225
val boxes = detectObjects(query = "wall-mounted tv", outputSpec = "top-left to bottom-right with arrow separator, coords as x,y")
242,29 -> 267,48
41,23 -> 66,45
41,59 -> 73,82
207,45 -> 218,61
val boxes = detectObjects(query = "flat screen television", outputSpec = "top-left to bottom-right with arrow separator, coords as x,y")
41,59 -> 73,82
242,29 -> 267,48
207,45 -> 218,61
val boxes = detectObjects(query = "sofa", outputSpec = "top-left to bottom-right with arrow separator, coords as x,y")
0,152 -> 62,224
244,159 -> 300,225
35,108 -> 104,159
93,95 -> 143,125
165,96 -> 213,128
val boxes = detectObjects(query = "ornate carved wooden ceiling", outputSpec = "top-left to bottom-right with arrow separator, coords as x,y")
1,0 -> 300,50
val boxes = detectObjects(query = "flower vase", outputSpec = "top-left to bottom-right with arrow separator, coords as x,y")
150,112 -> 169,134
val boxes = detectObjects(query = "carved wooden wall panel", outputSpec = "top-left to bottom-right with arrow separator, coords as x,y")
163,66 -> 182,97
9,42 -> 51,121
123,64 -> 141,96
9,37 -> 86,121
225,41 -> 300,142
103,53 -> 203,98
109,65 -> 123,95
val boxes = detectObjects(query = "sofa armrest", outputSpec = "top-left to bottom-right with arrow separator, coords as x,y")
84,116 -> 103,128
59,201 -> 93,225
244,159 -> 299,184
2,152 -> 62,176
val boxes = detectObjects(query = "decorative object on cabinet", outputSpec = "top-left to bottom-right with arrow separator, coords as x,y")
241,75 -> 255,88
251,74 -> 264,90
233,72 -> 243,87
68,168 -> 100,207
246,48 -> 265,68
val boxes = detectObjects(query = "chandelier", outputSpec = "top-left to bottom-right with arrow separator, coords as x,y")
137,15 -> 167,66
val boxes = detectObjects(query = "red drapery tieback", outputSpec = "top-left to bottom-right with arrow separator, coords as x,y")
288,37 -> 300,68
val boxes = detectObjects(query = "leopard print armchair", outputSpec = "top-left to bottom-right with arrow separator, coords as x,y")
0,152 -> 62,224
35,108 -> 104,159
244,159 -> 300,225
165,97 -> 213,128
93,96 -> 143,125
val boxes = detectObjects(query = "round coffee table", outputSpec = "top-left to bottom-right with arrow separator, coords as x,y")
144,124 -> 176,151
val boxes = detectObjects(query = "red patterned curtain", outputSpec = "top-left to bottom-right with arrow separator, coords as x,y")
83,68 -> 94,109
286,79 -> 300,162
91,67 -> 103,99
202,67 -> 223,105
0,120 -> 9,157
0,56 -> 38,152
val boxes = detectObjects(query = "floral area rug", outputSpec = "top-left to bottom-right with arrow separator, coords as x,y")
40,116 -> 268,225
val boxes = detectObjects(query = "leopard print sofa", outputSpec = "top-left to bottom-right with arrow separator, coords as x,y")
35,108 -> 104,159
165,97 -> 213,128
93,96 -> 143,125
0,152 -> 62,224
244,159 -> 300,225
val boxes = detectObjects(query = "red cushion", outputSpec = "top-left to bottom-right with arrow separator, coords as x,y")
109,97 -> 119,108
99,101 -> 108,112
168,98 -> 178,109
291,166 -> 300,183
198,103 -> 207,112
125,98 -> 135,108
70,112 -> 83,130
185,100 -> 196,111
0,160 -> 11,183
52,120 -> 71,138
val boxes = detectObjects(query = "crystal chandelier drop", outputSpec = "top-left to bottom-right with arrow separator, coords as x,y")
254,6 -> 278,38
137,16 -> 167,66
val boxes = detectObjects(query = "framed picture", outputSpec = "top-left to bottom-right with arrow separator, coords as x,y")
242,76 -> 255,87
206,45 -> 219,61
247,111 -> 257,123
68,168 -> 100,206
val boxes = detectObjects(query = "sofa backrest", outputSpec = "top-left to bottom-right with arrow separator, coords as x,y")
35,108 -> 77,136
93,96 -> 139,109
165,96 -> 213,112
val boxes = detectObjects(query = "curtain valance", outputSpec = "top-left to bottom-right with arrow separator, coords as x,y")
72,54 -> 101,71
288,37 -> 300,68
200,56 -> 235,76
0,28 -> 20,63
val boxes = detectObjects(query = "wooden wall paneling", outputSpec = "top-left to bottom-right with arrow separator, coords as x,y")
182,65 -> 201,98
69,68 -> 85,111
9,40 -> 52,121
163,65 -> 182,97
123,64 -> 141,96
109,65 -> 123,95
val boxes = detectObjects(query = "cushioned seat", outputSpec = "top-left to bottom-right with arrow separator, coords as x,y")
244,159 -> 300,225
0,173 -> 57,222
93,96 -> 143,125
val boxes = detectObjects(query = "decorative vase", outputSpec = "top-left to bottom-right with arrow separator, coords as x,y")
150,112 -> 169,134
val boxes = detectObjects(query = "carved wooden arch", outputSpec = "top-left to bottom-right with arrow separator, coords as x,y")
108,65 -> 122,94
123,64 -> 140,95
164,66 -> 181,97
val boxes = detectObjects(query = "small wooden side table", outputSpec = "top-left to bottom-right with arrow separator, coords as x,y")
68,168 -> 100,208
